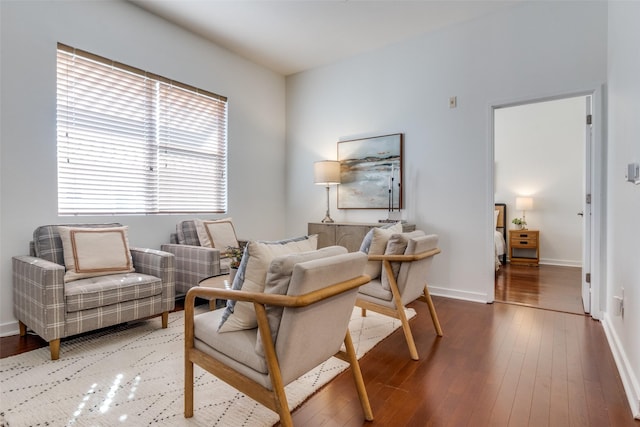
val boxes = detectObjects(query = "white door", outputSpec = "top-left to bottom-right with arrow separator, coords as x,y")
581,96 -> 592,313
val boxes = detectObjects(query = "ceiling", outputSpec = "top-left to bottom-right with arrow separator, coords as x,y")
129,0 -> 520,76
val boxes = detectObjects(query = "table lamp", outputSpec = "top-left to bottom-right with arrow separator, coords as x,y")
515,196 -> 533,227
314,160 -> 340,223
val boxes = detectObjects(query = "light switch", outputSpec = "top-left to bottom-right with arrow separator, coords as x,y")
626,163 -> 640,184
449,96 -> 457,109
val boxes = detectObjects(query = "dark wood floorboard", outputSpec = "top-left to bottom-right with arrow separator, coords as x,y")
495,263 -> 585,314
1,296 -> 636,426
291,298 -> 638,426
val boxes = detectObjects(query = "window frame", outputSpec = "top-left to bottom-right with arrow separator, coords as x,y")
56,43 -> 228,216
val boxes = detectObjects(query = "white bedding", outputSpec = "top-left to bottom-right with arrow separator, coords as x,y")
495,230 -> 505,256
494,229 -> 506,270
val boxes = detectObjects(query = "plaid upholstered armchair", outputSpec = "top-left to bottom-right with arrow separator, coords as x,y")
161,218 -> 245,297
12,224 -> 175,360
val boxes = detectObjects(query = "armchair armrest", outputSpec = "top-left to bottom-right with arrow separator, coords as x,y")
12,255 -> 65,342
367,247 -> 441,262
130,248 -> 176,309
185,274 -> 370,311
160,243 -> 222,296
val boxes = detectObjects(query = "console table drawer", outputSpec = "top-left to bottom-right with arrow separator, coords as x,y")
510,236 -> 538,248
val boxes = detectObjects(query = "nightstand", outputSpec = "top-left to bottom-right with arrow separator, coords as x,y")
509,229 -> 539,266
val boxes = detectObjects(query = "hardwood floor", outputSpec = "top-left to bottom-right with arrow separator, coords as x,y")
2,297 -> 637,426
495,263 -> 585,315
293,297 -> 638,426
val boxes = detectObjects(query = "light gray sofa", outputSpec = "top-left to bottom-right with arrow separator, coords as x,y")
12,223 -> 175,360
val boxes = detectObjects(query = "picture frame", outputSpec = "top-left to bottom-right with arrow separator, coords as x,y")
337,133 -> 403,209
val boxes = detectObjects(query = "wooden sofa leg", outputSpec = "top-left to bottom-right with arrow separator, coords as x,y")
161,311 -> 169,328
49,339 -> 60,360
19,321 -> 27,336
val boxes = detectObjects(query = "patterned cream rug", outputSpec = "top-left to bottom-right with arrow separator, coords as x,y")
0,306 -> 414,426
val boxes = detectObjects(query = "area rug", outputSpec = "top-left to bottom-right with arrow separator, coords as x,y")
0,306 -> 414,426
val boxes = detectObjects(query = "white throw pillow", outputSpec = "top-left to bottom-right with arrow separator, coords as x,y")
363,222 -> 403,279
194,218 -> 238,250
58,226 -> 134,282
218,235 -> 318,332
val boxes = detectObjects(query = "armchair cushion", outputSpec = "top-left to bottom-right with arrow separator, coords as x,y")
176,220 -> 201,246
362,222 -> 403,280
381,230 -> 425,290
195,309 -> 269,375
255,245 -> 348,355
218,235 -> 318,333
65,273 -> 162,312
194,218 -> 238,250
58,226 -> 134,282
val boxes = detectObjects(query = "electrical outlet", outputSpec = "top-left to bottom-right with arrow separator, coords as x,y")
613,287 -> 625,317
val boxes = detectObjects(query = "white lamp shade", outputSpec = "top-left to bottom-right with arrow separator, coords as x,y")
515,197 -> 533,211
314,160 -> 341,185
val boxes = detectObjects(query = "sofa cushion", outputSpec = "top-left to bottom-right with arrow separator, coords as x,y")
194,218 -> 238,250
65,273 -> 162,312
58,226 -> 135,283
33,223 -> 122,266
218,235 -> 318,333
380,230 -> 425,290
362,222 -> 403,280
255,246 -> 348,355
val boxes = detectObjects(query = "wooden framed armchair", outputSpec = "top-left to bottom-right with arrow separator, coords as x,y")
356,232 -> 442,360
184,250 -> 373,427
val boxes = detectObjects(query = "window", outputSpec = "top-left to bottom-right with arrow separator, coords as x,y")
56,43 -> 228,215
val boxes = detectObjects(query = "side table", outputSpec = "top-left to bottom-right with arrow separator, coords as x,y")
198,274 -> 231,309
509,229 -> 540,266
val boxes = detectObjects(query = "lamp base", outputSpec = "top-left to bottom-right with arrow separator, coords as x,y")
321,215 -> 335,223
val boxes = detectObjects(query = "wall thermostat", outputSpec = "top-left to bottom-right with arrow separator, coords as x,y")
626,163 -> 640,185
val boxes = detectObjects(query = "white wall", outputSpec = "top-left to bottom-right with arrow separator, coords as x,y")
285,1 -> 607,303
0,0 -> 287,333
605,1 -> 640,418
495,97 -> 585,267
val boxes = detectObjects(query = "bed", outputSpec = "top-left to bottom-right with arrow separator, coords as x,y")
494,203 -> 507,271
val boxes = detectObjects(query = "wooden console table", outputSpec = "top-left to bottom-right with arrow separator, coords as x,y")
308,222 -> 415,252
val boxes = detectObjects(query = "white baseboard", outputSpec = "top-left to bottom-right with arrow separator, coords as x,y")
429,286 -> 489,304
539,258 -> 582,268
601,314 -> 640,420
0,321 -> 19,338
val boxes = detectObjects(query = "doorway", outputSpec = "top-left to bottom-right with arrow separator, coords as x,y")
493,96 -> 588,314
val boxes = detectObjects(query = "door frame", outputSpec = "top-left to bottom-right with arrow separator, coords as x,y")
487,85 -> 605,319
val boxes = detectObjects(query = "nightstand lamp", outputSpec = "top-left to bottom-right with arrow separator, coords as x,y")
516,197 -> 533,229
314,160 -> 341,223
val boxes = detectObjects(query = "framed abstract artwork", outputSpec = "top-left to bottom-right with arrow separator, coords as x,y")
337,133 -> 403,209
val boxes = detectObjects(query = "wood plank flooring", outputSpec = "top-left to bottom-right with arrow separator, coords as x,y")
2,286 -> 636,426
292,297 -> 638,426
495,263 -> 585,314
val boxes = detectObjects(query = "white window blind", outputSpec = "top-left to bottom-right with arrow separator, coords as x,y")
56,43 -> 228,215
